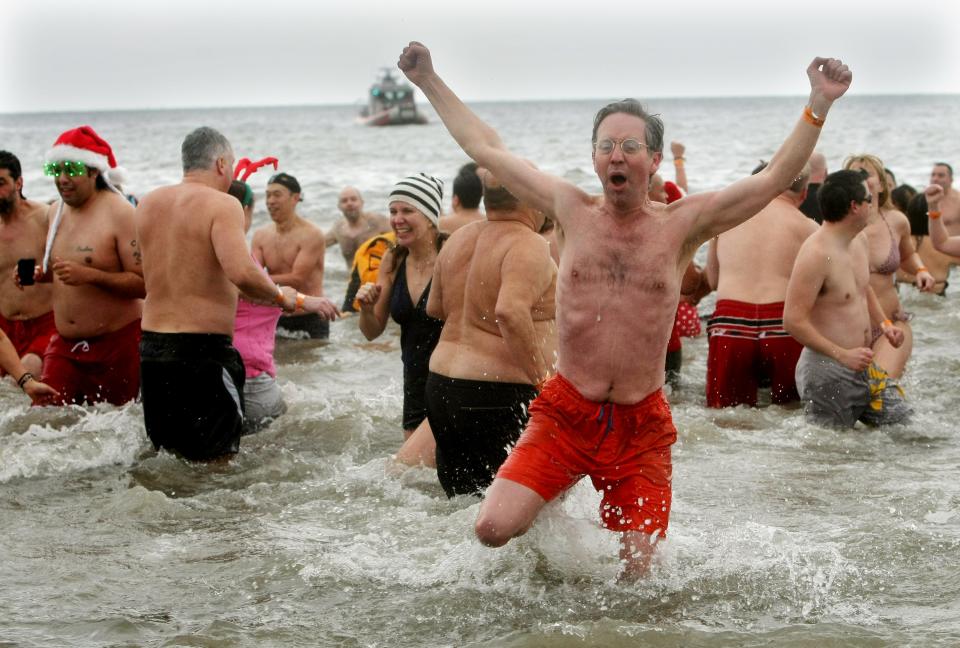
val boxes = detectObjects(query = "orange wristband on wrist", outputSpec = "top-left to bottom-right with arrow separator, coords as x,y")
928,211 -> 942,220
882,319 -> 893,328
296,292 -> 306,311
803,106 -> 825,128
916,266 -> 929,274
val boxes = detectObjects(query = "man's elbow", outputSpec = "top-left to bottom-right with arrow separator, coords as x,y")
494,303 -> 528,332
782,311 -> 801,338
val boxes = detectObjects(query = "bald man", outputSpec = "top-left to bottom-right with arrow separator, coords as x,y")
325,186 -> 390,269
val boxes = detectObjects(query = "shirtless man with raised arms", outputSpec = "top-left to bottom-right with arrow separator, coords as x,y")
137,127 -> 339,461
399,41 -> 851,577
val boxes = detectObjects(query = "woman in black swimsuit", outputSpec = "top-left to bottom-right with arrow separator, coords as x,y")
357,174 -> 447,463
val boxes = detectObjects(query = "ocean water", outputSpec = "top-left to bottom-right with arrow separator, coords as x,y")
1,95 -> 959,647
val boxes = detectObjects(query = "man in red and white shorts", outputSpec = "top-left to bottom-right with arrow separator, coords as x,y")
705,161 -> 819,408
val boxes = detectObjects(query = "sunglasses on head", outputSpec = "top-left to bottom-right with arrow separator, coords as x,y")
43,161 -> 88,177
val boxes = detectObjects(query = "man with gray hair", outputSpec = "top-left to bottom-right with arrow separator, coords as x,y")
136,127 -> 339,462
399,41 -> 851,577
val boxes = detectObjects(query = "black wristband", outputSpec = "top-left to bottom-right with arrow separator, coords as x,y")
16,372 -> 34,390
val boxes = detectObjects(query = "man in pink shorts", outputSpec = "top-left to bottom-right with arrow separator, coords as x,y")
399,42 -> 851,577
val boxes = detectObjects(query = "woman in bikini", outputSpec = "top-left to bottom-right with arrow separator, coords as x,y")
843,154 -> 935,378
356,174 -> 447,466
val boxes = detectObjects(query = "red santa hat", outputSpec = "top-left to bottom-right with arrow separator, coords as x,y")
43,125 -> 129,191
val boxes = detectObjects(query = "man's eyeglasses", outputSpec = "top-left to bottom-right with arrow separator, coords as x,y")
43,161 -> 88,177
594,138 -> 649,155
861,193 -> 874,204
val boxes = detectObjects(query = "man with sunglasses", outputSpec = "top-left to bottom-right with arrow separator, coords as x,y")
785,170 -> 910,428
1,150 -> 56,381
253,173 -> 331,340
33,126 -> 145,406
137,127 -> 340,462
399,41 -> 851,578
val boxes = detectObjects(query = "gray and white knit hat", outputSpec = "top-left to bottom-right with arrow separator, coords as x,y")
388,173 -> 443,227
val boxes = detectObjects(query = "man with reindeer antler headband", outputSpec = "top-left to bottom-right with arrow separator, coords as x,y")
136,127 -> 339,462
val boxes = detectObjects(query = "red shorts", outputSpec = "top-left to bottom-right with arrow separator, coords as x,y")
706,300 -> 803,408
674,302 -> 702,338
496,373 -> 677,535
0,311 -> 57,375
38,319 -> 141,406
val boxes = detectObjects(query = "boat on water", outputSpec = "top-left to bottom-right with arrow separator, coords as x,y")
357,68 -> 428,126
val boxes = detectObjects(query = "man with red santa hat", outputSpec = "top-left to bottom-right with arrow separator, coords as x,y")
31,125 -> 145,406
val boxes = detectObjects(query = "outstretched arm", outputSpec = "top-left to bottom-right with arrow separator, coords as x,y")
670,141 -> 688,193
683,58 -> 852,246
398,42 -> 585,227
925,185 -> 960,256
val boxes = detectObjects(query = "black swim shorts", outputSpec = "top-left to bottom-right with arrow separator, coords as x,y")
425,371 -> 538,497
140,331 -> 246,461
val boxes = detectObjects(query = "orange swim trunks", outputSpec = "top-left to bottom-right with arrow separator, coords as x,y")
496,373 -> 677,535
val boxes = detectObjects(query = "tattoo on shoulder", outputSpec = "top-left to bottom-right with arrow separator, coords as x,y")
130,239 -> 142,265
76,245 -> 93,252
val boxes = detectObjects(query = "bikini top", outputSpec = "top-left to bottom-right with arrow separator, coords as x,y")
871,212 -> 900,275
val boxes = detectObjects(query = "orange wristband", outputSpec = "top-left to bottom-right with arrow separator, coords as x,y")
803,106 -> 825,128
296,292 -> 306,311
928,211 -> 942,219
916,266 -> 928,274
882,318 -> 893,328
673,158 -> 685,165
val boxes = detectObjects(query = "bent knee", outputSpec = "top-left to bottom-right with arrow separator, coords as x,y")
474,515 -> 518,548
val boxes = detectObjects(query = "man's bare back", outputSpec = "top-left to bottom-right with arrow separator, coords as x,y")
428,218 -> 557,385
139,183 -> 250,335
711,195 -> 818,303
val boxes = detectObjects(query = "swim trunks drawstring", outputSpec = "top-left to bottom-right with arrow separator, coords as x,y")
70,341 -> 91,353
594,403 -> 615,449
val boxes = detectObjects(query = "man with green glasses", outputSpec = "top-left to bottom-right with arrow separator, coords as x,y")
33,126 -> 144,406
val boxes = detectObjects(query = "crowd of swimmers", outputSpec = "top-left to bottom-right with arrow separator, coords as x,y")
2,42 -> 958,578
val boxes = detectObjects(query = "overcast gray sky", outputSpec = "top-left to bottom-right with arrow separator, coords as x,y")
4,0 -> 958,113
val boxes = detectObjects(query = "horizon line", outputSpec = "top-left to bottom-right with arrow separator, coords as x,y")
2,91 -> 958,118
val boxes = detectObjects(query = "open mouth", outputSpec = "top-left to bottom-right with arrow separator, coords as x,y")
609,173 -> 627,188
